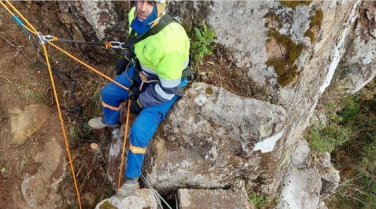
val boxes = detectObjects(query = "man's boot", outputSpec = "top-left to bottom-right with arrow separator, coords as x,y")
88,117 -> 119,129
115,177 -> 140,198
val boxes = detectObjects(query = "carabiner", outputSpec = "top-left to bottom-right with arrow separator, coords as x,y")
36,32 -> 47,45
106,41 -> 126,49
43,35 -> 55,42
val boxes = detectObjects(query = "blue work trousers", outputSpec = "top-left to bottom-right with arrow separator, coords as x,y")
101,66 -> 179,179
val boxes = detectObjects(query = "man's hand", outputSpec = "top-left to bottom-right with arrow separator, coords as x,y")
128,84 -> 140,100
115,56 -> 130,75
130,99 -> 143,115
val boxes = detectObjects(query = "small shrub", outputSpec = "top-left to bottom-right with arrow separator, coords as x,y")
191,21 -> 216,65
305,97 -> 358,153
249,194 -> 270,208
336,96 -> 359,124
319,84 -> 376,208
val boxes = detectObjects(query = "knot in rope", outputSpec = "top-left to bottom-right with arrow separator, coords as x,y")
138,72 -> 158,91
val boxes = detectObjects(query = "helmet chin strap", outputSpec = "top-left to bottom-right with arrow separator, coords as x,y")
131,4 -> 158,34
151,2 -> 166,27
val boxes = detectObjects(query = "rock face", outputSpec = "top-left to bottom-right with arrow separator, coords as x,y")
276,140 -> 340,209
95,189 -> 160,209
334,1 -> 376,94
10,104 -> 50,145
178,188 -> 254,209
50,0 -> 376,208
21,138 -> 66,209
147,83 -> 286,191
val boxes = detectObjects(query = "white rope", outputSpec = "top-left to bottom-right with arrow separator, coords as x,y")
175,194 -> 179,209
140,174 -> 163,208
140,173 -> 173,209
121,137 -> 173,208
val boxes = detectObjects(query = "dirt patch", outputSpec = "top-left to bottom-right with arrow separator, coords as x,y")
0,2 -> 113,208
198,43 -> 271,101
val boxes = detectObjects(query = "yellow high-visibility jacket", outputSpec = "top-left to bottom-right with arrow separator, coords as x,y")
128,7 -> 190,107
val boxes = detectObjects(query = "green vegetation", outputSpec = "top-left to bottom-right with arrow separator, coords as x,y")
266,30 -> 304,87
304,9 -> 323,43
18,83 -> 46,104
99,200 -> 117,209
89,88 -> 102,116
280,0 -> 311,9
191,21 -> 216,65
249,193 -> 270,208
26,89 -> 46,104
305,97 -> 357,153
305,81 -> 376,208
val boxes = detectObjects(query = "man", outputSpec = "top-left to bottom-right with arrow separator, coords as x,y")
88,0 -> 190,197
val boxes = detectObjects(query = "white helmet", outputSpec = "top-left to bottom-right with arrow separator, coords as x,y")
155,0 -> 167,18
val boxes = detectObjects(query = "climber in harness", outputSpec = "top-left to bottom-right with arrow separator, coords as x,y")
88,0 -> 194,197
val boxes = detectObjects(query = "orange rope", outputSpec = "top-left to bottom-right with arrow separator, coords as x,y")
118,101 -> 132,188
41,44 -> 82,209
2,1 -> 135,204
0,1 -> 12,14
0,1 -> 36,35
5,0 -> 38,33
47,42 -> 129,91
0,2 -> 82,208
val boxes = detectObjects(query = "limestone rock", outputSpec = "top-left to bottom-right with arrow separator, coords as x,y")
335,2 -> 376,94
277,140 -> 339,209
145,83 -> 286,190
178,188 -> 254,209
95,189 -> 160,209
10,104 -> 50,145
21,138 -> 66,209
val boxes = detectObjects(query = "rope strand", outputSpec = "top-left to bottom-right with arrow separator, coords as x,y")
118,101 -> 132,188
41,42 -> 83,209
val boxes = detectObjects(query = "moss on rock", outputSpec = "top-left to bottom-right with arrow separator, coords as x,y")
304,9 -> 323,43
266,30 -> 304,87
280,0 -> 312,9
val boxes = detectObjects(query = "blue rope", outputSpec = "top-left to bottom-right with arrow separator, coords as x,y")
12,14 -> 32,38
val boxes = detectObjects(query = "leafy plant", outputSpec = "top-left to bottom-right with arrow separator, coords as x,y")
249,194 -> 270,208
191,21 -> 216,65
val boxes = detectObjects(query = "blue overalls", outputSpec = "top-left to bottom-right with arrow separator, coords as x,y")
101,65 -> 187,178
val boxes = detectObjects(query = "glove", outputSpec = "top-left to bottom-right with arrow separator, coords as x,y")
130,99 -> 143,115
115,50 -> 132,76
128,84 -> 140,100
115,56 -> 130,76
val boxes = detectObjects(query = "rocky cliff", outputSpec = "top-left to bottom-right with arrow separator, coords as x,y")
5,1 -> 376,209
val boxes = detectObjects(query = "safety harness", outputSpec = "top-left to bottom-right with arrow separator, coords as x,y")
124,14 -> 197,97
